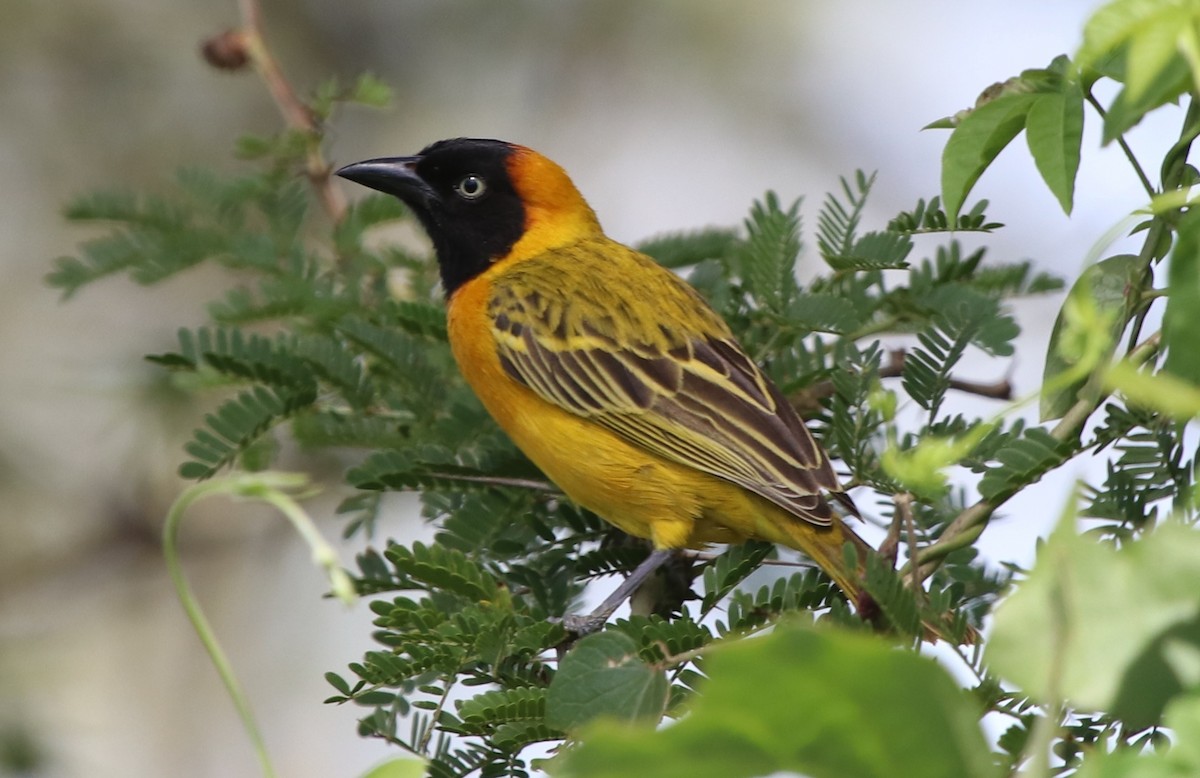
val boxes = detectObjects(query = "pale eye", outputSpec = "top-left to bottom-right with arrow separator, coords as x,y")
455,174 -> 487,200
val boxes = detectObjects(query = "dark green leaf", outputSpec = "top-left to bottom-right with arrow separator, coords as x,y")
545,632 -> 668,731
1164,210 -> 1200,385
1041,254 -> 1141,421
555,625 -> 997,778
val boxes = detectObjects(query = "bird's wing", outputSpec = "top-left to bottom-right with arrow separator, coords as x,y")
487,243 -> 841,527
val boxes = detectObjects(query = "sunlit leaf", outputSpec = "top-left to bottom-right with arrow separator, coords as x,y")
989,511 -> 1200,729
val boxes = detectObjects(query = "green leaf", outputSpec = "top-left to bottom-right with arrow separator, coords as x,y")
941,92 -> 1039,222
1102,54 -> 1192,143
1041,254 -> 1141,421
1025,76 -> 1084,214
824,230 -> 913,272
881,425 -> 992,501
738,192 -> 802,315
1076,693 -> 1200,777
1078,0 -> 1165,73
637,227 -> 740,269
359,758 -> 426,778
384,541 -> 502,603
700,541 -> 773,612
349,72 -> 394,108
976,428 -> 1072,501
1078,0 -> 1200,142
1078,1 -> 1200,101
1106,360 -> 1200,419
1164,210 -> 1200,385
785,293 -> 862,333
816,170 -> 876,261
988,512 -> 1200,729
1125,6 -> 1191,103
554,625 -> 997,778
545,632 -> 667,731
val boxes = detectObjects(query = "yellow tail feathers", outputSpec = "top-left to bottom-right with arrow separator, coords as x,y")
771,511 -> 871,607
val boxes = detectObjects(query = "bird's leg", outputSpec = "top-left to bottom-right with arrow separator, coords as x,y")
558,549 -> 674,636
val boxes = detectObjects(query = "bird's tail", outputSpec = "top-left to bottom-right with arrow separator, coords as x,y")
770,509 -> 976,644
767,508 -> 871,607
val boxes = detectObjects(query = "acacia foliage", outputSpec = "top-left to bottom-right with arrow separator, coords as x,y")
50,2 -> 1200,775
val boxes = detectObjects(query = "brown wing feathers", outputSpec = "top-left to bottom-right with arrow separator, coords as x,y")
489,245 -> 843,528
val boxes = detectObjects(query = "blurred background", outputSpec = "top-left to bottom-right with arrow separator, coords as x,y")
0,0 -> 1174,775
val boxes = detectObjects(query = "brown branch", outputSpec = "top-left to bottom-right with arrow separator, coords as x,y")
788,347 -> 1012,416
205,0 -> 347,223
893,492 -> 921,594
877,502 -> 903,565
878,349 -> 1013,400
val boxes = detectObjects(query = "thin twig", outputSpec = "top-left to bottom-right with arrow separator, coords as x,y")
788,347 -> 1012,415
877,501 -> 903,565
234,0 -> 347,222
1085,91 -> 1155,199
425,473 -> 559,492
418,680 -> 455,753
893,492 -> 920,595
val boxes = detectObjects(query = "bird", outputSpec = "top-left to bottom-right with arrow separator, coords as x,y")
336,138 -> 873,631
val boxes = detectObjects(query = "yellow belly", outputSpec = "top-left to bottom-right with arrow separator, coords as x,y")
446,277 -> 768,549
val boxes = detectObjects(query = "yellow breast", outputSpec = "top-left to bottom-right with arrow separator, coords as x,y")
446,270 -> 761,550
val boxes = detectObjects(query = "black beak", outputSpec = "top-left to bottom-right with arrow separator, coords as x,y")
335,156 -> 436,204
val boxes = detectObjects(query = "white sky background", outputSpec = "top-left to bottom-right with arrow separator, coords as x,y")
0,1 -> 1183,776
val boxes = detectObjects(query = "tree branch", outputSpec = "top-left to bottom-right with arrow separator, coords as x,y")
206,0 -> 347,223
789,347 -> 1012,416
908,332 -> 1162,582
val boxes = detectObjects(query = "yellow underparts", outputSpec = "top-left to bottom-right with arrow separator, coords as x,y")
448,273 -> 860,598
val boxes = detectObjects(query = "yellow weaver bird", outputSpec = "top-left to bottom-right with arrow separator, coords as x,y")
338,138 -> 873,629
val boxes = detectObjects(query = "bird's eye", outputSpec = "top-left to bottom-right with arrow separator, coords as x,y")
455,175 -> 487,200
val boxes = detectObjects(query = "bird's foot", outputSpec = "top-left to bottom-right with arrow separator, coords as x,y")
549,613 -> 608,637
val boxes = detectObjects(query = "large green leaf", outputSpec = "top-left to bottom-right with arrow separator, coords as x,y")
545,632 -> 668,731
1041,254 -> 1141,421
1076,693 -> 1200,777
1025,76 -> 1084,214
554,625 -> 997,778
1078,0 -> 1200,102
1163,210 -> 1200,385
988,512 -> 1200,729
359,759 -> 426,778
941,92 -> 1039,222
